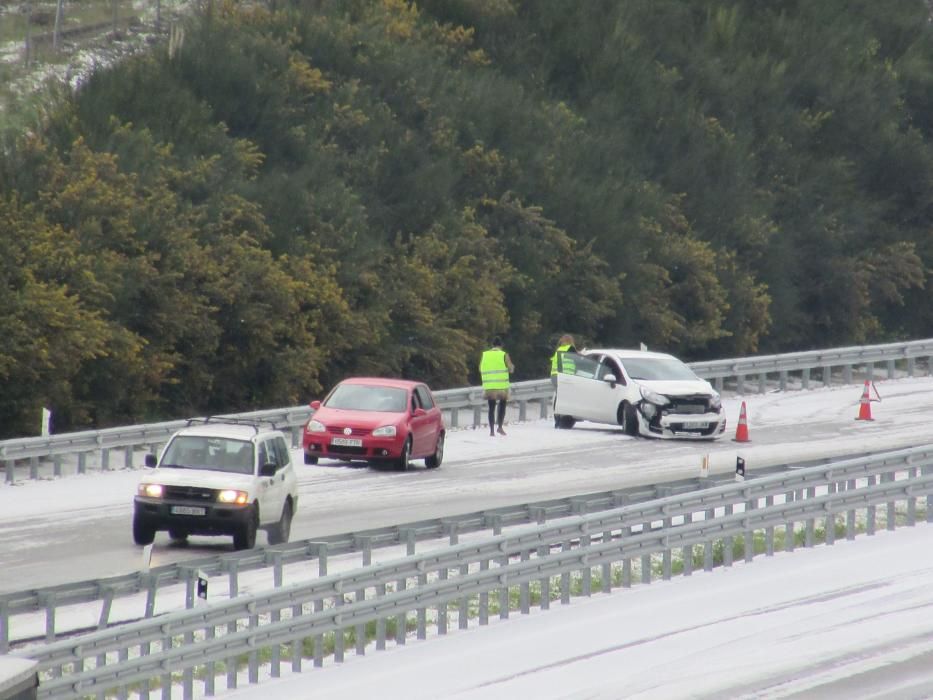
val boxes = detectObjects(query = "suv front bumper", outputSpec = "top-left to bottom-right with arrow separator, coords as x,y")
134,497 -> 253,536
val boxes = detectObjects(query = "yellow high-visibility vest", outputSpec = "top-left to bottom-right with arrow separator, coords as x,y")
480,349 -> 510,391
550,344 -> 576,375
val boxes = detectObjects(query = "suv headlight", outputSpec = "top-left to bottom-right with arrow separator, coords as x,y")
138,483 -> 164,498
639,387 -> 669,406
218,489 -> 249,505
373,425 -> 397,437
709,394 -> 722,411
306,419 -> 326,433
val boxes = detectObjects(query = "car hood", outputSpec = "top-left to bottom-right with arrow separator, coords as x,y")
312,407 -> 404,429
140,468 -> 256,489
635,379 -> 716,397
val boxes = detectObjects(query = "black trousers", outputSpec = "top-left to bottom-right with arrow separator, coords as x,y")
487,399 -> 506,429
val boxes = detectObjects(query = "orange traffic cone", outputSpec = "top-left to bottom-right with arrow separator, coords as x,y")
855,380 -> 874,421
733,401 -> 750,442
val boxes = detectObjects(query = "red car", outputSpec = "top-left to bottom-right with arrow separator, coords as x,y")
302,377 -> 446,471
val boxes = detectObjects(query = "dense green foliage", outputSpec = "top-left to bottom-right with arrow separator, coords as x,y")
1,0 -> 932,437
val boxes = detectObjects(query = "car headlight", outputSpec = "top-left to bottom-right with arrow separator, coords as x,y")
372,425 -> 397,437
639,386 -> 669,405
709,394 -> 722,411
138,483 -> 163,498
218,489 -> 249,505
306,419 -> 326,433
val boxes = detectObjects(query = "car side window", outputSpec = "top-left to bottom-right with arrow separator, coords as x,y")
259,440 -> 279,469
568,353 -> 600,379
416,386 -> 435,409
273,437 -> 291,469
598,358 -> 625,385
411,391 -> 422,412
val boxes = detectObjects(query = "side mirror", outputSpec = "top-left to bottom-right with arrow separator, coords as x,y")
603,373 -> 617,387
260,463 -> 277,477
310,400 -> 322,410
145,454 -> 157,468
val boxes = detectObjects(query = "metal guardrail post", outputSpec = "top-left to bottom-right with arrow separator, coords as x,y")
4,460 -> 13,484
314,543 -> 327,665
0,600 -> 8,653
29,457 -> 38,480
77,452 -> 87,475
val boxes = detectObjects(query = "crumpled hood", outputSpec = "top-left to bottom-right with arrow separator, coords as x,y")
637,379 -> 716,397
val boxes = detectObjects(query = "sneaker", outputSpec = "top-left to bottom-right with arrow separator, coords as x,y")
497,426 -> 506,436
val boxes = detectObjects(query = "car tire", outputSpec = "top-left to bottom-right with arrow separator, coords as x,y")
396,437 -> 412,471
267,500 -> 293,545
133,514 -> 156,546
425,433 -> 444,469
621,402 -> 639,437
556,415 -> 576,430
233,505 -> 259,550
304,452 -> 318,465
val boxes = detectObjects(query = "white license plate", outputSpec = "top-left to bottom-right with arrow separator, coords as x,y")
682,421 -> 709,429
331,437 -> 363,447
171,505 -> 206,516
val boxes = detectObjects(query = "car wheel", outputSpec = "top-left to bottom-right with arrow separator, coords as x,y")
168,530 -> 188,542
396,437 -> 412,471
267,500 -> 293,545
133,514 -> 156,546
556,415 -> 576,429
304,452 -> 318,465
425,433 -> 444,469
233,505 -> 259,550
621,402 -> 639,437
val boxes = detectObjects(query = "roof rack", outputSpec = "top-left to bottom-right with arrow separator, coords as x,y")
184,416 -> 283,433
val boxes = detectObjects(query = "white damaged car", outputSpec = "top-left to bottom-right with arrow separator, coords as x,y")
553,348 -> 726,439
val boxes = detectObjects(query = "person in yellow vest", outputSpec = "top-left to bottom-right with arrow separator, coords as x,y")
550,334 -> 577,386
480,336 -> 515,436
550,334 -> 576,429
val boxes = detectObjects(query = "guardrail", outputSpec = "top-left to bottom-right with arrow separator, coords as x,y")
15,444 -> 933,700
2,338 -> 931,483
5,452 -> 859,651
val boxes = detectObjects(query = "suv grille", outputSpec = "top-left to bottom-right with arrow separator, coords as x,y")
162,485 -> 217,502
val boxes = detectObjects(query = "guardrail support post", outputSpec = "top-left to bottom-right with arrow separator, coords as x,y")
779,370 -> 788,392
97,586 -> 114,629
124,445 -> 134,468
78,452 -> 87,475
765,496 -> 775,556
887,359 -> 896,379
4,459 -> 13,484
355,537 -> 371,654
0,600 -> 8,653
723,505 -> 734,567
801,368 -> 810,391
540,397 -> 549,419
473,406 -> 482,429
518,400 -> 527,422
53,455 -> 62,477
29,456 -> 38,480
101,447 -> 110,472
449,407 -> 459,428
757,372 -> 766,394
479,559 -> 490,625
39,592 -> 56,643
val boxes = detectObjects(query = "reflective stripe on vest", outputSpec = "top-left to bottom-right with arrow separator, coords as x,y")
551,344 -> 575,375
481,349 -> 510,391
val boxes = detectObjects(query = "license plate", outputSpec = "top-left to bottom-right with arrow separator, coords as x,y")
331,437 -> 363,447
171,505 -> 206,516
682,421 -> 709,429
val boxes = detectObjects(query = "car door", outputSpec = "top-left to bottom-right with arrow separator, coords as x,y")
256,438 -> 283,525
412,385 -> 441,456
587,354 -> 629,423
408,387 -> 435,457
553,352 -> 609,422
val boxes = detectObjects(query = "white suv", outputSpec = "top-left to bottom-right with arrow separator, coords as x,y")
133,419 -> 299,550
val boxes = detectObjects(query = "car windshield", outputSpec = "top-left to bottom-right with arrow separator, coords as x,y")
621,357 -> 699,381
161,436 -> 254,474
324,384 -> 409,412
